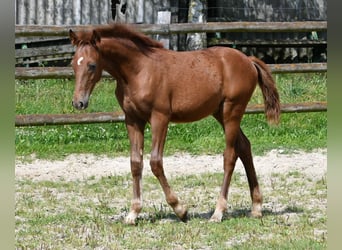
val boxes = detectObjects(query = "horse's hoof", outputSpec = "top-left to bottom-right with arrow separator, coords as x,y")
174,204 -> 188,222
179,210 -> 188,223
250,210 -> 262,218
209,212 -> 223,223
251,203 -> 262,218
124,212 -> 138,225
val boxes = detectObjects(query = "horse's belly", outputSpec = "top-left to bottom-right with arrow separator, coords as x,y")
170,95 -> 221,123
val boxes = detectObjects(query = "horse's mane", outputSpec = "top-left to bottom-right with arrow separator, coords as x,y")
77,23 -> 164,54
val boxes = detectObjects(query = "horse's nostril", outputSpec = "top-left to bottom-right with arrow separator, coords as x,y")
72,100 -> 85,109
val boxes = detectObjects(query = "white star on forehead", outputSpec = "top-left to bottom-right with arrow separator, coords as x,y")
77,57 -> 84,66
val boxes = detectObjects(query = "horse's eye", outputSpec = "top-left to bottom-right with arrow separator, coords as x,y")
88,63 -> 96,72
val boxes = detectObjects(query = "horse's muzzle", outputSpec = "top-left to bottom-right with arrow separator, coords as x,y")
72,100 -> 88,110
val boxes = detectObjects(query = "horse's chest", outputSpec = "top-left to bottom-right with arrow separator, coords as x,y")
117,81 -> 168,121
122,93 -> 152,119
123,95 -> 138,112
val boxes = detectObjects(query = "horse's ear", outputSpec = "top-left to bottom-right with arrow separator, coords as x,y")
69,29 -> 79,46
91,30 -> 101,47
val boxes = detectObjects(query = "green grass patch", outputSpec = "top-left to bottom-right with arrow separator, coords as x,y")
16,171 -> 327,249
15,73 -> 327,159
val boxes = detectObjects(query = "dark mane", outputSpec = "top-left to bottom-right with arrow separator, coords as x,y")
78,24 -> 164,54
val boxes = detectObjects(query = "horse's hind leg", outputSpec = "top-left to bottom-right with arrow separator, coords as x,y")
149,112 -> 188,222
236,128 -> 263,218
210,102 -> 244,222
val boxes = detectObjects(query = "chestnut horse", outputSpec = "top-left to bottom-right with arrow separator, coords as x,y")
69,24 -> 280,224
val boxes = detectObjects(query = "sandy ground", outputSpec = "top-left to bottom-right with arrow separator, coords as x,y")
15,149 -> 327,182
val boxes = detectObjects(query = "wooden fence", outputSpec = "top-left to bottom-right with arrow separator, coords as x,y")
15,21 -> 327,36
15,22 -> 327,126
15,63 -> 327,80
15,102 -> 327,127
16,21 -> 327,66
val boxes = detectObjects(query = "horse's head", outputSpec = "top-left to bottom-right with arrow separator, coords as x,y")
69,29 -> 103,110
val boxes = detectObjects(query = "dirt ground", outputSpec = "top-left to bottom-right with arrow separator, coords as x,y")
15,149 -> 327,182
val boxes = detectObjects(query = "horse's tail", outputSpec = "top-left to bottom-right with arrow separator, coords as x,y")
249,56 -> 280,125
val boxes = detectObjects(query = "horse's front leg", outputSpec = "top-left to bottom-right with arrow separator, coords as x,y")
150,112 -> 188,222
124,117 -> 146,225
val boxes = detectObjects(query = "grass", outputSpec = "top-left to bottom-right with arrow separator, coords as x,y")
15,171 -> 327,249
15,73 -> 327,159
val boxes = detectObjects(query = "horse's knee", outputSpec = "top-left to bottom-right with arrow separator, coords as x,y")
150,156 -> 163,177
130,158 -> 143,177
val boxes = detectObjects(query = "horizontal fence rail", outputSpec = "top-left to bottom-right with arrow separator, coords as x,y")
208,40 -> 327,48
15,102 -> 327,127
15,21 -> 327,37
15,21 -> 327,66
15,63 -> 327,79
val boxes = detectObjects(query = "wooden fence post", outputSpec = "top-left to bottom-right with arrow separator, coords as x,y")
157,11 -> 171,49
186,0 -> 207,50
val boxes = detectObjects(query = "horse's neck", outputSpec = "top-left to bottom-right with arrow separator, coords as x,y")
100,39 -> 144,83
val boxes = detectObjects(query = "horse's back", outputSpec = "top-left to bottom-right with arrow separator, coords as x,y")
159,46 -> 258,90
